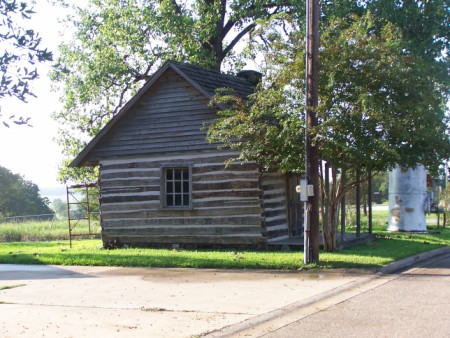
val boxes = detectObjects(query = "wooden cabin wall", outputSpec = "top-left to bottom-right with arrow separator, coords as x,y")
260,172 -> 290,242
99,152 -> 265,248
85,69 -> 222,163
80,67 -> 293,248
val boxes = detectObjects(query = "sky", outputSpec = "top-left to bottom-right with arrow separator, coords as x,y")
0,1 -> 73,199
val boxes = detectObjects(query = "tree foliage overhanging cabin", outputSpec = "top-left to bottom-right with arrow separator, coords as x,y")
71,61 -> 303,248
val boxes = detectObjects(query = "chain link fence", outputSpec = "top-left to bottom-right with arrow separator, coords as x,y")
0,213 -> 56,223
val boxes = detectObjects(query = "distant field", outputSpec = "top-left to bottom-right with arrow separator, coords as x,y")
0,219 -> 100,242
342,207 -> 447,232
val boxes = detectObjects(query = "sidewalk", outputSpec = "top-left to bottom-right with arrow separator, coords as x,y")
1,246 -> 448,337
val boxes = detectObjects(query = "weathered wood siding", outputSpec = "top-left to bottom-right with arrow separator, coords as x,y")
99,153 -> 266,247
260,172 -> 290,242
80,67 -> 293,248
85,69 -> 221,163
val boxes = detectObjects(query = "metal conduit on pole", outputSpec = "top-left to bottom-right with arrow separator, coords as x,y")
368,171 -> 373,234
341,193 -> 346,242
303,0 -> 320,264
356,169 -> 361,239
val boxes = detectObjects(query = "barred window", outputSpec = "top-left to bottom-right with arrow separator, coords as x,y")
162,167 -> 191,208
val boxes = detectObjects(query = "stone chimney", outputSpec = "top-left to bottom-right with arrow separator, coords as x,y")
237,70 -> 262,86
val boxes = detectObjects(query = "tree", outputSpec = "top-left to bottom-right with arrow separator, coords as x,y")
50,0 -> 302,182
0,165 -> 54,217
0,0 -> 53,127
51,198 -> 67,219
439,183 -> 450,223
208,8 -> 450,251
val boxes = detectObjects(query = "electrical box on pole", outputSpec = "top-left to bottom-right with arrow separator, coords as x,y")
296,180 -> 314,202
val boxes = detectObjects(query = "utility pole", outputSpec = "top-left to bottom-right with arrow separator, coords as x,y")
304,0 -> 320,264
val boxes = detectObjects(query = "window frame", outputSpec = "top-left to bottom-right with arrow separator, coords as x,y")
160,164 -> 193,210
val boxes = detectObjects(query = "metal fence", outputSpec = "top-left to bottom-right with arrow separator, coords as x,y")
0,214 -> 56,223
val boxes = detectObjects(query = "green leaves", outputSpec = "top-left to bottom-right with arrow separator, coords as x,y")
0,0 -> 53,128
315,11 -> 449,175
209,2 -> 450,251
0,0 -> 53,102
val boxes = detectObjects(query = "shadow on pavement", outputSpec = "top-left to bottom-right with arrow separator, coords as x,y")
0,264 -> 95,280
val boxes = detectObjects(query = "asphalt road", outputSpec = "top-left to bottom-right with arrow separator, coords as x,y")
262,252 -> 450,338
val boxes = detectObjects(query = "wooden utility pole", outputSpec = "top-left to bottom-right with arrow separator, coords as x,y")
304,0 -> 320,264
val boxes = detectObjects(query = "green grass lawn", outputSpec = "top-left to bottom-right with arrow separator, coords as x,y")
0,212 -> 448,270
0,226 -> 448,270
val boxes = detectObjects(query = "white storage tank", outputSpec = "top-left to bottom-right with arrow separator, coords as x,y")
388,165 -> 427,232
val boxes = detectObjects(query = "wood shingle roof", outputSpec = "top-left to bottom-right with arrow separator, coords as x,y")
170,61 -> 255,99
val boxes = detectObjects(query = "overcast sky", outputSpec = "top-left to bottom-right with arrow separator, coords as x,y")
0,1 -> 72,197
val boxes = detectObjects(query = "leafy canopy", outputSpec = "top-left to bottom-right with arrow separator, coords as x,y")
208,3 -> 450,251
209,7 -> 450,177
50,0 -> 301,182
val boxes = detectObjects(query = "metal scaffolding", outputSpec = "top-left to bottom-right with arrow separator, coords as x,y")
66,183 -> 101,247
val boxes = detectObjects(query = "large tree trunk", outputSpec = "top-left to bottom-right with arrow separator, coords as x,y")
323,197 -> 339,251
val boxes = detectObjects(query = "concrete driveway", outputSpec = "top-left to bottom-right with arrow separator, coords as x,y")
0,264 -> 371,337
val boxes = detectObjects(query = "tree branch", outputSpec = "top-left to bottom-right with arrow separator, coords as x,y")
162,0 -> 182,15
222,22 -> 256,58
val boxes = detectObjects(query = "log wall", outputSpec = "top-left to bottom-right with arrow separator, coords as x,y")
99,152 -> 270,247
85,67 -> 293,248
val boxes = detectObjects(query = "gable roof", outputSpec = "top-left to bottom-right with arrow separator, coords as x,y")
70,60 -> 257,168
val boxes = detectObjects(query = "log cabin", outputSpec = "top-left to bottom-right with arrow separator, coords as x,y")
70,60 -> 303,249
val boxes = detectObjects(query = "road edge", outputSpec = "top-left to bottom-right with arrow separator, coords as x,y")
202,245 -> 450,337
379,245 -> 450,274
